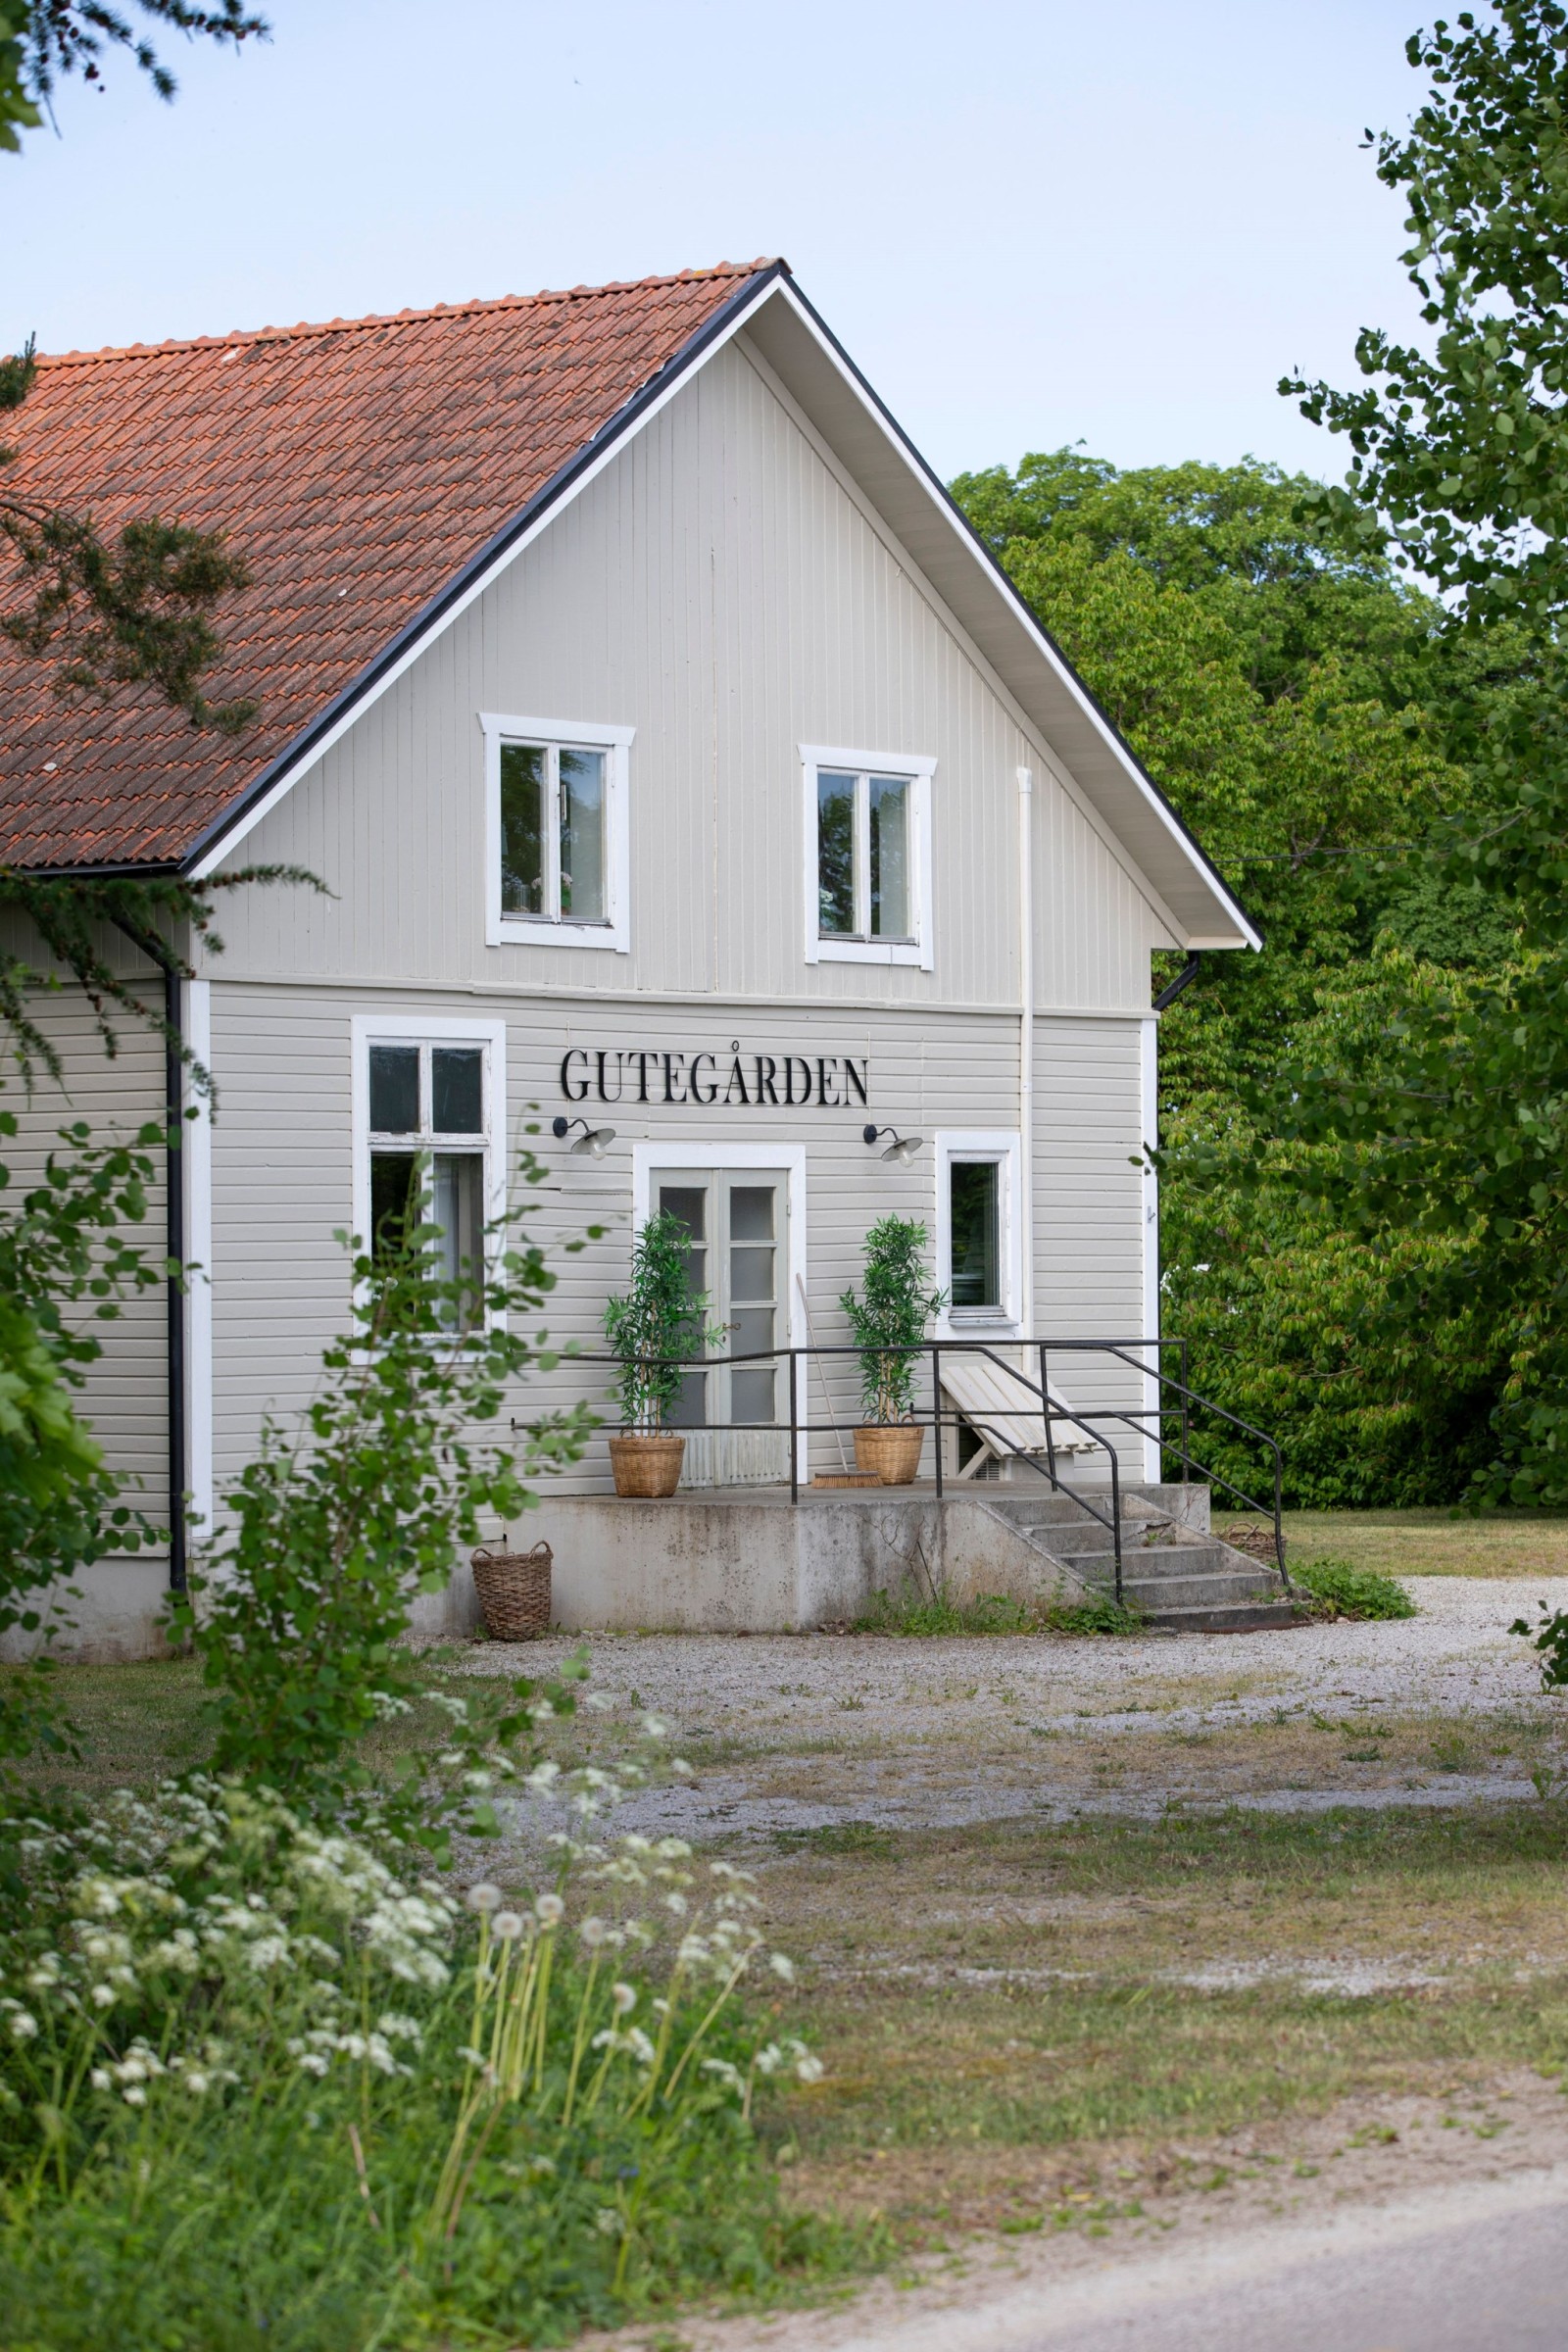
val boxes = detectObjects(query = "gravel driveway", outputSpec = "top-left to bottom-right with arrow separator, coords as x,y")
464,1576 -> 1568,1844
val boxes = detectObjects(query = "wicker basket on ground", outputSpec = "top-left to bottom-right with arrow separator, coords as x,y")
469,1542 -> 553,1641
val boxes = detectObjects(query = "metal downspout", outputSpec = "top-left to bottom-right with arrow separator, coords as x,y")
112,922 -> 187,1595
1017,767 -> 1035,1336
161,958 -> 187,1596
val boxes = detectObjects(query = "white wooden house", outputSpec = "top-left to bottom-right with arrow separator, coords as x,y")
0,261 -> 1259,1650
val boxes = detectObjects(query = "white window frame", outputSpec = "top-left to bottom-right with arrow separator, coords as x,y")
482,712 -> 633,953
800,743 -> 935,969
351,1013 -> 510,1328
933,1129 -> 1023,1336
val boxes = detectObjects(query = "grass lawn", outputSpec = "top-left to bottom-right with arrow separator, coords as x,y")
1217,1506 -> 1568,1580
18,1519 -> 1568,2268
769,1803 -> 1568,2231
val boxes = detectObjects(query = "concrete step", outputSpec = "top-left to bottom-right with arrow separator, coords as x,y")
1054,1544 -> 1248,1584
1134,1598 -> 1301,1634
1118,1569 -> 1286,1612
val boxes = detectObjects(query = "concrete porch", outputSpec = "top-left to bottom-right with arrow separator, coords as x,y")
455,1479 -> 1296,1637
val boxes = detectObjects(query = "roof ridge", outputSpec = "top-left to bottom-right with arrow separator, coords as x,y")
34,259 -> 785,369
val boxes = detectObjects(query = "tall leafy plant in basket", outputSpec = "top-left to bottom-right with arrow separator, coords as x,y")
604,1211 -> 721,1433
603,1211 -> 723,1495
840,1215 -> 946,1486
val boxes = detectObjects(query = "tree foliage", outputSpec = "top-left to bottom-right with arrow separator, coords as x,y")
953,447 -> 1509,1502
1263,0 -> 1568,1510
174,1165 -> 595,1850
1,0 -> 266,148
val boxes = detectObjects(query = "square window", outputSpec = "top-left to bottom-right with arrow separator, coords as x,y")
486,717 -> 632,952
803,749 -> 932,967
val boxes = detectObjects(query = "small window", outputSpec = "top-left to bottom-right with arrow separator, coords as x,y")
365,1038 -> 492,1327
936,1132 -> 1022,1331
949,1160 -> 1000,1310
802,746 -> 933,967
484,715 -> 633,952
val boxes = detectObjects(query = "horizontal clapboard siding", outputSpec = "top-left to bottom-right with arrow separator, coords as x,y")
206,985 -> 1147,1501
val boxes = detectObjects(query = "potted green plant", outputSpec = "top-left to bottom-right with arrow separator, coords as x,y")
603,1210 -> 721,1496
840,1214 -> 947,1485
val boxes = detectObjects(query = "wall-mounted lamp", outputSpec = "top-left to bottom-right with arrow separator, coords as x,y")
863,1123 -> 924,1166
553,1115 -> 616,1157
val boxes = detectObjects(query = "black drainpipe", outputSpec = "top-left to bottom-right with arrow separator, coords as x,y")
113,923 -> 187,1595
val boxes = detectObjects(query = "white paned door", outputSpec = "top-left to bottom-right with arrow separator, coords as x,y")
653,1167 -> 790,1486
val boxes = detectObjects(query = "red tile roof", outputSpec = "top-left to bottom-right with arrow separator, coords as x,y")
0,262 -> 780,871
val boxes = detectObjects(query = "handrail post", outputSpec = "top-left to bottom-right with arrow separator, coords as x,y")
1109,1444 -> 1123,1606
1274,1445 -> 1287,1590
789,1348 -> 799,1505
1180,1338 -> 1191,1482
932,1342 -> 943,1499
1040,1343 -> 1057,1489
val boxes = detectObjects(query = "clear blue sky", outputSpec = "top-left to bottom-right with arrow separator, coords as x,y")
6,0 -> 1433,483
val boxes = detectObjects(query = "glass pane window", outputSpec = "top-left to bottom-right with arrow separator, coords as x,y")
499,744 -> 546,916
559,748 -> 606,922
432,1047 -> 483,1137
500,739 -> 610,926
950,1160 -> 1001,1309
869,775 -> 908,938
816,767 -> 916,943
816,772 -> 857,935
368,1044 -> 420,1135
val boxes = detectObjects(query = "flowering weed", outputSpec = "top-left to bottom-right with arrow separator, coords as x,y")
0,1777 -> 851,2348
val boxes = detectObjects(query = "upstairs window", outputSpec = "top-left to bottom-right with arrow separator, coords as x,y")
801,745 -> 934,968
482,715 -> 633,953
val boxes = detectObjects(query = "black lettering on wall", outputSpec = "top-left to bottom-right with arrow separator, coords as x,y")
690,1053 -> 719,1105
561,1049 -> 590,1102
844,1058 -> 869,1107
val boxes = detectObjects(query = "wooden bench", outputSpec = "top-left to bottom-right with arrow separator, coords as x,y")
939,1351 -> 1104,1480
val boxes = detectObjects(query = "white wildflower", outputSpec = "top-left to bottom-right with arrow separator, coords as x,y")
768,1952 -> 797,1984
534,1893 -> 564,1928
640,1714 -> 667,1740
491,1911 -> 525,1941
578,1916 -> 607,1950
701,2058 -> 744,2094
122,2085 -> 147,2107
594,2207 -> 622,2237
611,1982 -> 637,2017
465,1883 -> 503,1915
90,1984 -> 116,2010
7,2012 -> 37,2042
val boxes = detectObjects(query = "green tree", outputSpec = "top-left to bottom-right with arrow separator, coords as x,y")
1267,0 -> 1568,1508
952,448 -> 1506,1501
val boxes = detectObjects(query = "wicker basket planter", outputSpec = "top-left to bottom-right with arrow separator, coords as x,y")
854,1423 -> 925,1486
609,1433 -> 686,1498
469,1542 -> 553,1641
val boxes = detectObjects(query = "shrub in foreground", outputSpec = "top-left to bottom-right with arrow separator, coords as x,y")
0,1779 -> 848,2350
1289,1556 -> 1416,1622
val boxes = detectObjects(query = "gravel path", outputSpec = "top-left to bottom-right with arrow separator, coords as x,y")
462,1577 -> 1568,1845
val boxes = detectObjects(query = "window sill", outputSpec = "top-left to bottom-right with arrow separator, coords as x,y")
812,937 -> 926,968
492,918 -> 628,954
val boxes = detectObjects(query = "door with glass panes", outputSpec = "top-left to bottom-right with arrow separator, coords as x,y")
651,1169 -> 790,1484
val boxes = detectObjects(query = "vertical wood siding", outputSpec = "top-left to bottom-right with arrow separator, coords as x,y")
209,338 -> 1174,1010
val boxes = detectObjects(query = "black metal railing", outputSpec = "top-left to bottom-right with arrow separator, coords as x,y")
571,1337 -> 1289,1601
